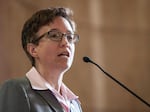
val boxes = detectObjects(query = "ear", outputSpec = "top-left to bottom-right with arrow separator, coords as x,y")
27,43 -> 38,58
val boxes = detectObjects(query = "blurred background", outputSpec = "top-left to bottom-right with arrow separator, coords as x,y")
0,0 -> 150,111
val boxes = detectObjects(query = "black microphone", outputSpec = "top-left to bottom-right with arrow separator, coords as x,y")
83,56 -> 150,108
83,56 -> 91,63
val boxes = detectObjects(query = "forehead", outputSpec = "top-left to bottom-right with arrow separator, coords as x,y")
50,17 -> 73,32
37,17 -> 73,36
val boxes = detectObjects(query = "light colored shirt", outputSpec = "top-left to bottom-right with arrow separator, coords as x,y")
26,67 -> 79,112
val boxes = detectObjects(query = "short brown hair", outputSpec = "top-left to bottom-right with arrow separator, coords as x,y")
21,7 -> 76,66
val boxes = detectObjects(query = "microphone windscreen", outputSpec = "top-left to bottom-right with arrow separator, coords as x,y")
83,56 -> 91,63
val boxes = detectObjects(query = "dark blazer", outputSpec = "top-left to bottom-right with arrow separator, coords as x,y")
0,77 -> 82,112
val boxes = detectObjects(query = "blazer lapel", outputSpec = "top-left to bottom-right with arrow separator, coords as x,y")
19,77 -> 65,112
35,90 -> 64,112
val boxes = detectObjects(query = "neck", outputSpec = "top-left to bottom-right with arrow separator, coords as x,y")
35,65 -> 65,92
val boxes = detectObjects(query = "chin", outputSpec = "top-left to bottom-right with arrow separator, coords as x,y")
60,64 -> 71,73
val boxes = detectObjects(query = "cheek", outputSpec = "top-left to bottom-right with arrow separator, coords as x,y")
70,45 -> 75,60
44,46 -> 57,58
37,43 -> 57,59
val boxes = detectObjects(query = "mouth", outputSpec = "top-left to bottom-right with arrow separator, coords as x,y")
58,51 -> 70,58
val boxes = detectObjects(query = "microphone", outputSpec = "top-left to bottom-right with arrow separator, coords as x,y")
83,56 -> 91,63
83,56 -> 150,107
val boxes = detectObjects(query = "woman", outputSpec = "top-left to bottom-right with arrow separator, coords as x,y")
0,7 -> 82,112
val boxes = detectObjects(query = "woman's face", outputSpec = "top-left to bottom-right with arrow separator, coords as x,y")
32,17 -> 75,72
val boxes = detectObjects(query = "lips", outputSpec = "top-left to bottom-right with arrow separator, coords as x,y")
58,51 -> 70,57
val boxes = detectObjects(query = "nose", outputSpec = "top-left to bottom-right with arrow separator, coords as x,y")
59,35 -> 70,47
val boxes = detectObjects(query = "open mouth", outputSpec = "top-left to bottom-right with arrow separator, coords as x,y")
58,51 -> 70,57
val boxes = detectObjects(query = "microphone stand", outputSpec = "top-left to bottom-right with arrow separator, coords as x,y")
83,56 -> 150,108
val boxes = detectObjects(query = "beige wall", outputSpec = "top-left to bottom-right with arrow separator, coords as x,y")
0,0 -> 150,111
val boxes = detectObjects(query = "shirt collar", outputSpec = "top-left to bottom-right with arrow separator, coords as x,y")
26,67 -> 78,100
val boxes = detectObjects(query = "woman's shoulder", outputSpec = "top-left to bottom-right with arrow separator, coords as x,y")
0,77 -> 30,91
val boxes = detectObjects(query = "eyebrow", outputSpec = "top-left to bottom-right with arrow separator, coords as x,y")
50,28 -> 74,34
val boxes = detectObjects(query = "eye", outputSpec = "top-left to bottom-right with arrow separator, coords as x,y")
66,34 -> 73,40
48,31 -> 62,40
49,32 -> 59,37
